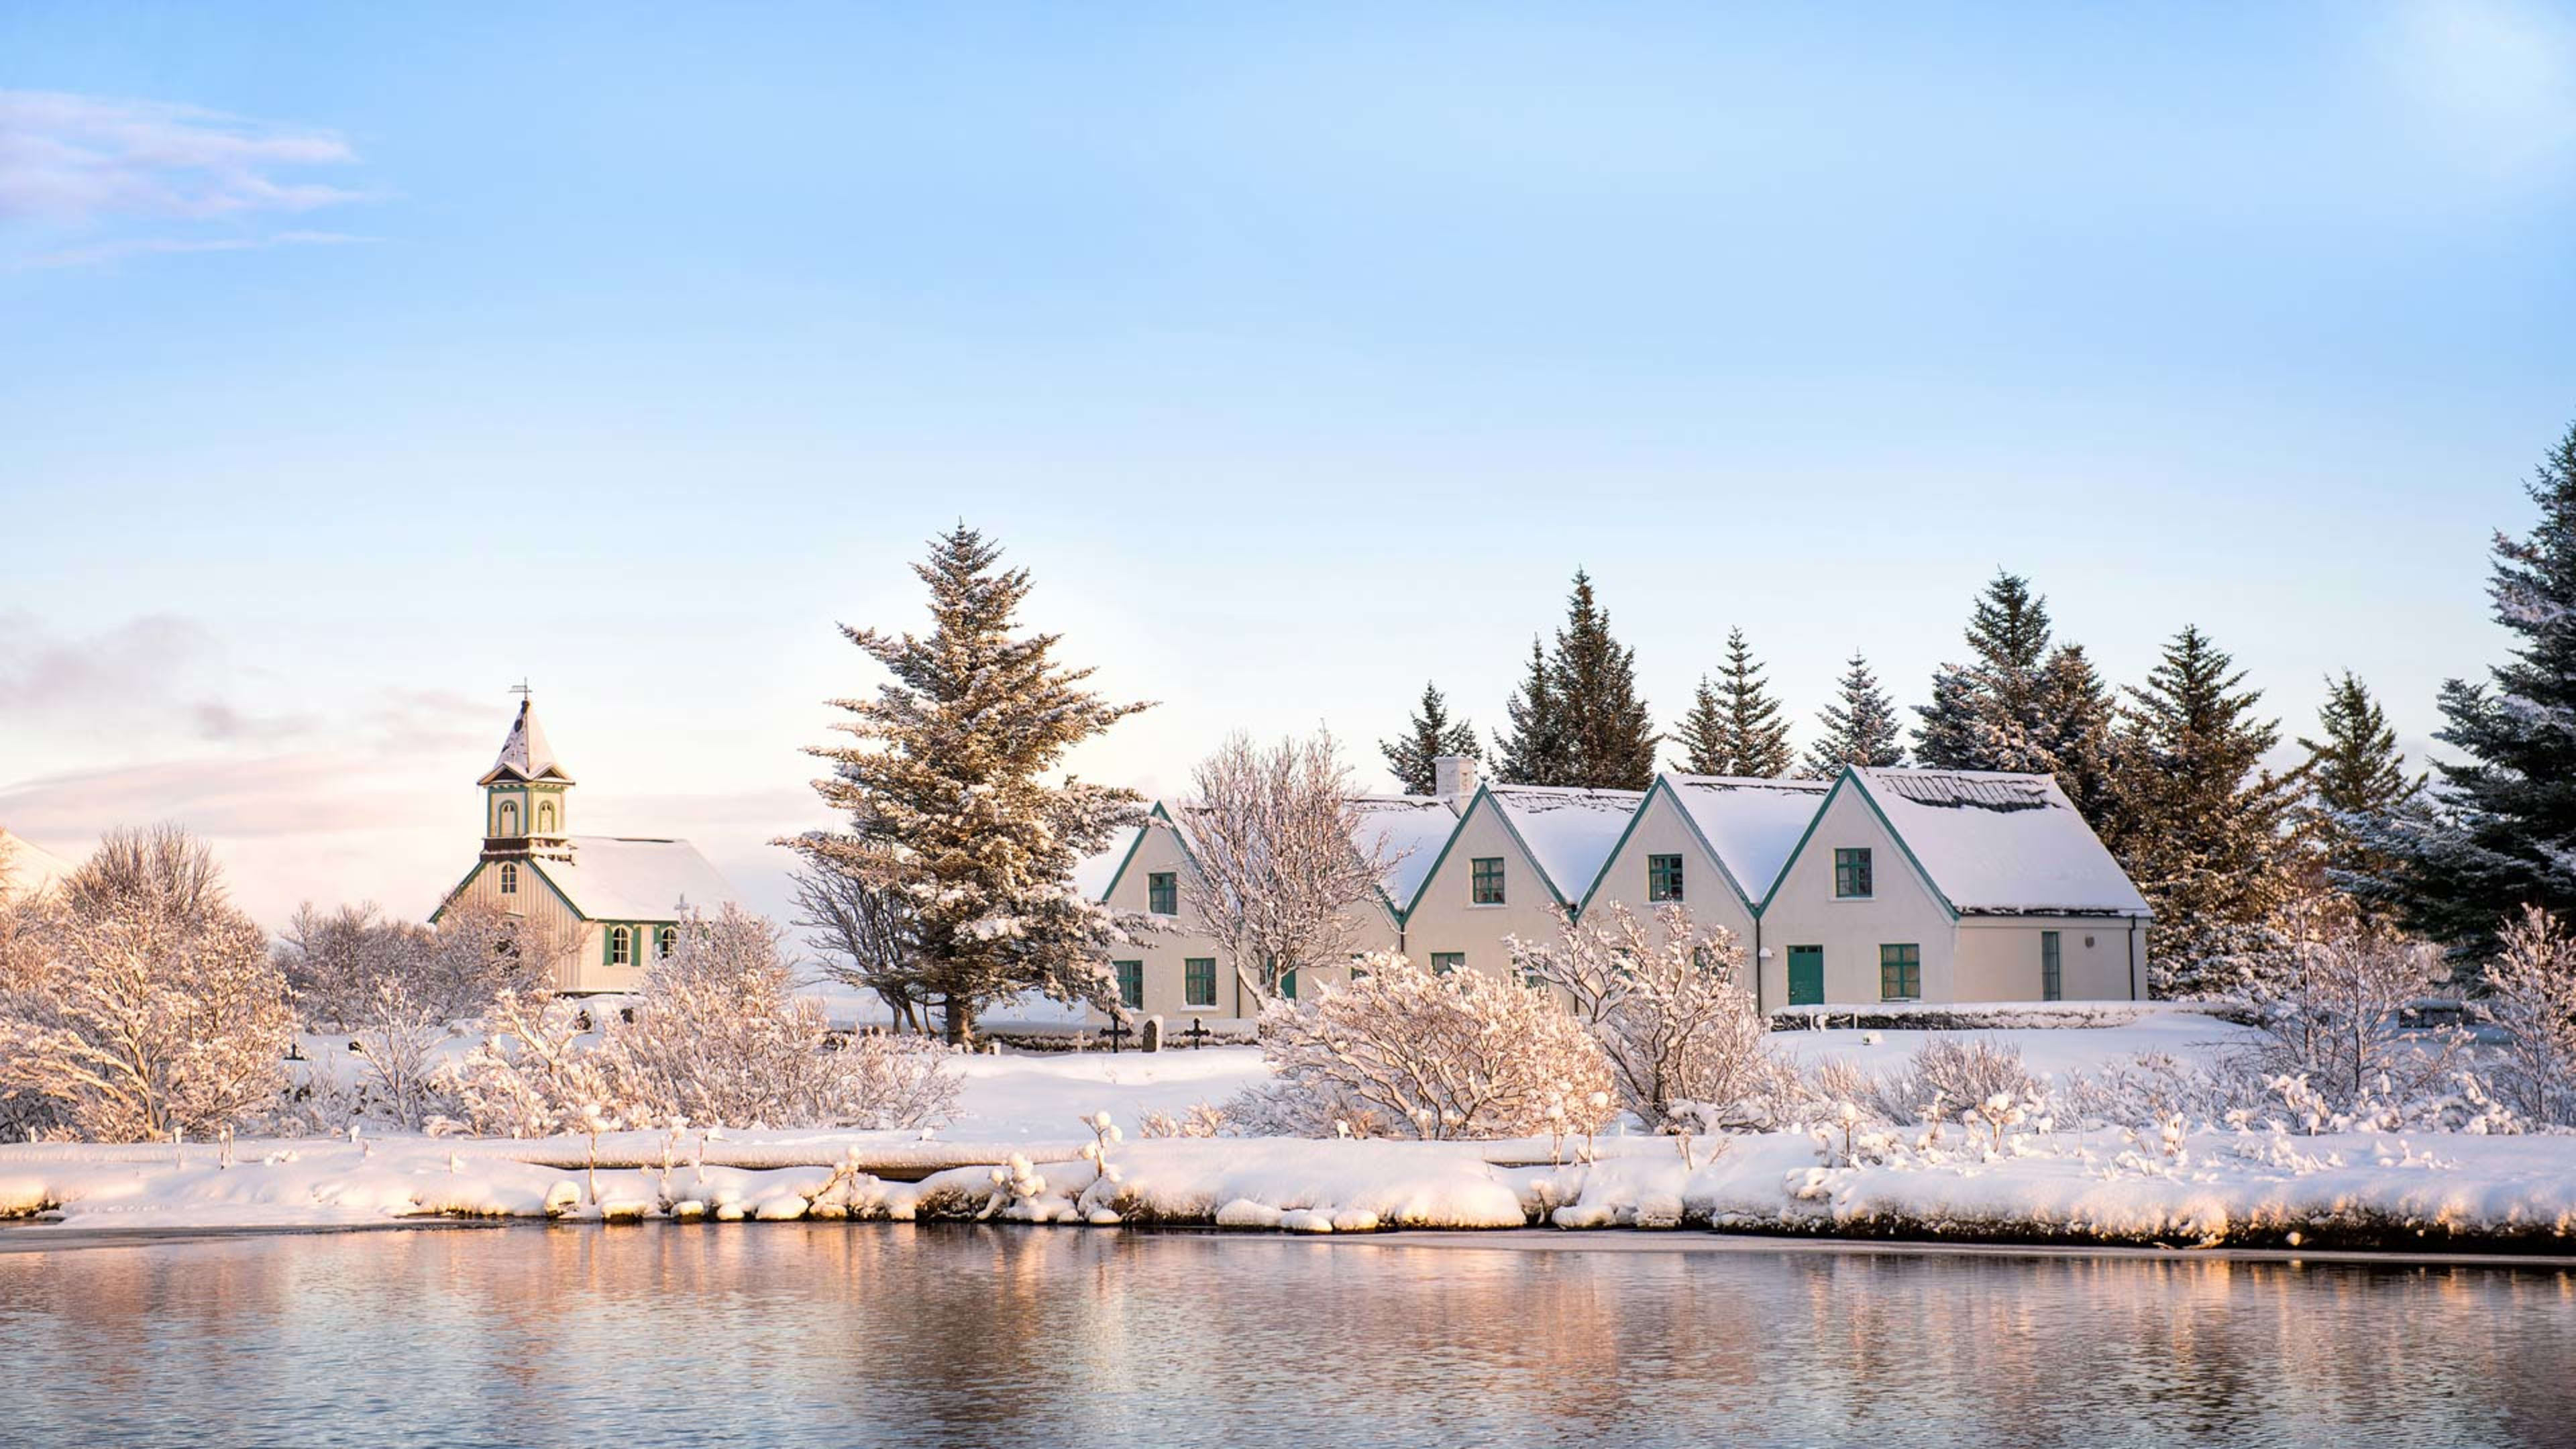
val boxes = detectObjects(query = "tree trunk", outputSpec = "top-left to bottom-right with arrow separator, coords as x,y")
943,994 -> 977,1047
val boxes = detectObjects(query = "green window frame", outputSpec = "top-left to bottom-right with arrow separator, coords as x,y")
1835,847 -> 1874,899
2041,930 -> 2062,1002
1470,857 -> 1505,906
1879,943 -> 1921,1001
655,925 -> 678,959
1148,871 -> 1177,916
1431,952 -> 1465,976
1184,957 -> 1217,1008
1114,959 -> 1143,1010
607,926 -> 632,966
1647,853 -> 1684,902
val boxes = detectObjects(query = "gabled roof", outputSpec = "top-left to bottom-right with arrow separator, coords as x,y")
0,828 -> 76,900
1786,767 -> 2148,919
1348,794 -> 1462,910
531,836 -> 736,922
1585,773 -> 1829,910
479,698 -> 574,786
1483,783 -> 1644,908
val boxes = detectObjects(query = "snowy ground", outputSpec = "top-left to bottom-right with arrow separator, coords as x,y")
4,1010 -> 2571,1252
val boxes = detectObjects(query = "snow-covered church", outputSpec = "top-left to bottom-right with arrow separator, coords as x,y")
432,695 -> 737,994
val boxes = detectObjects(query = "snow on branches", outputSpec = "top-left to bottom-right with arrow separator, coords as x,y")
1180,729 -> 1397,1007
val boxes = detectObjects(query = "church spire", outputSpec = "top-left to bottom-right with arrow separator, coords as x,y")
479,692 -> 574,786
478,689 -> 574,859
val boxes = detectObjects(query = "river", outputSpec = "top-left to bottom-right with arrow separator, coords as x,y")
3,1225 -> 2571,1446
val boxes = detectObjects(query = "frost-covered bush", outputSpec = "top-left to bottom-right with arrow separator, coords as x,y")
1138,1102 -> 1229,1138
1509,904 -> 1784,1130
0,826 -> 294,1142
1243,952 -> 1615,1140
1867,1037 -> 2040,1125
435,907 -> 962,1135
2485,905 -> 2576,1128
278,896 -> 550,1031
2249,924 -> 2461,1110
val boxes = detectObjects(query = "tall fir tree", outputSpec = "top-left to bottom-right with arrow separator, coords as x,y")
782,525 -> 1151,1044
1802,652 -> 1908,777
2369,419 -> 2576,957
1494,571 -> 1660,790
2296,672 -> 2422,916
1676,628 -> 1794,777
1380,681 -> 1483,795
2035,641 -> 2121,826
2108,625 -> 2305,997
1915,570 -> 2058,773
1494,636 -> 1572,786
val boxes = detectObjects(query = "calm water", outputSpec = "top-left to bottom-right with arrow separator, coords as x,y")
3,1226 -> 2573,1448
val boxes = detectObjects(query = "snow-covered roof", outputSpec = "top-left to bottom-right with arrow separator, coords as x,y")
1348,794 -> 1460,908
1851,767 -> 2149,918
1073,831 -> 1135,900
1660,774 -> 1831,905
1486,784 -> 1645,905
479,698 -> 574,786
0,828 -> 76,900
530,836 -> 737,922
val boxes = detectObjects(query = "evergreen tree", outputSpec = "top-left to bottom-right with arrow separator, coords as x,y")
2297,671 -> 2422,909
1380,681 -> 1483,795
1915,570 -> 2058,773
1494,571 -> 1660,790
2369,420 -> 2576,957
2108,625 -> 2305,997
1676,628 -> 1794,777
1494,636 -> 1572,786
783,525 -> 1151,1044
2036,642 -> 2121,826
1802,652 -> 1908,776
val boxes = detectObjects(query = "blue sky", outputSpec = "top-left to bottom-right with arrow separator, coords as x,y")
3,2 -> 2573,926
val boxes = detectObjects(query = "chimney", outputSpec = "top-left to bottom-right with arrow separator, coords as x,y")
1434,755 -> 1479,804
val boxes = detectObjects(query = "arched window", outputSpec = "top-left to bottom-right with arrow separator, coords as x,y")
538,801 -> 557,834
498,862 -> 518,895
609,926 -> 633,966
656,926 -> 678,959
497,800 -> 520,835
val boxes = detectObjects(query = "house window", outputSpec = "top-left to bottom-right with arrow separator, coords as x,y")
1648,853 -> 1684,902
2041,930 -> 2062,1002
1431,952 -> 1465,975
1114,960 -> 1144,1010
657,926 -> 678,960
498,862 -> 517,895
1279,969 -> 1297,1001
1470,857 -> 1505,906
498,800 -> 519,836
538,802 -> 557,834
1148,871 -> 1177,915
1835,848 -> 1874,899
1185,957 -> 1216,1008
1880,943 -> 1921,1001
608,926 -> 633,967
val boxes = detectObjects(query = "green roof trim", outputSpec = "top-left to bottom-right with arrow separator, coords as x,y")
1754,768 -> 1959,922
1576,775 -> 1765,917
1092,802 -> 1180,905
1394,785 -> 1534,924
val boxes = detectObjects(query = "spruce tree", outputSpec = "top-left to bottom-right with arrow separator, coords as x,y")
1494,571 -> 1659,790
1494,636 -> 1572,786
783,525 -> 1151,1044
1803,652 -> 1908,777
2298,672 -> 2422,909
1915,570 -> 2057,773
1380,681 -> 1483,795
2370,419 -> 2576,957
1677,628 -> 1794,776
2109,625 -> 2304,997
2036,642 -> 2121,826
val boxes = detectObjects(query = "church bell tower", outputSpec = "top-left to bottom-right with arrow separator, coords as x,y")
479,688 -> 575,862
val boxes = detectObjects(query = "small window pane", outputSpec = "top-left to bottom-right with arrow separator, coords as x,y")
1148,872 -> 1177,916
1835,848 -> 1874,898
1431,952 -> 1465,976
656,926 -> 678,959
609,927 -> 632,966
1648,853 -> 1684,902
1470,858 -> 1505,905
1114,959 -> 1143,1010
1185,957 -> 1216,1008
498,862 -> 517,895
1879,943 -> 1920,1000
2041,930 -> 2062,1002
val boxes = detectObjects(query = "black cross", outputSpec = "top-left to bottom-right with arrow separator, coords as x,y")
1102,1018 -> 1134,1053
1182,1016 -> 1213,1051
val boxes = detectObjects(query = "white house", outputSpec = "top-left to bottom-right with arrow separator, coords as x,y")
1399,763 -> 1641,981
431,696 -> 738,994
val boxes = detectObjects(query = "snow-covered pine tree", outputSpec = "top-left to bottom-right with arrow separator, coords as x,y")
2109,625 -> 2306,996
2365,421 -> 2576,959
1551,570 -> 1660,790
1676,628 -> 1794,777
1493,636 -> 1572,786
1802,651 -> 1908,777
2036,641 -> 2121,826
2295,671 -> 2422,914
1379,681 -> 1482,795
784,525 -> 1152,1044
1914,570 -> 2057,773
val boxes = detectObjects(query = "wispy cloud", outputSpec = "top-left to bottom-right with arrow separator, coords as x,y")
0,89 -> 375,269
0,612 -> 316,745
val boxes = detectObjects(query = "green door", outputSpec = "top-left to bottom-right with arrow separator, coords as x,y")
1787,946 -> 1824,1006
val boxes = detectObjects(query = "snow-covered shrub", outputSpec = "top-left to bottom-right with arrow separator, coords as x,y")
2484,905 -> 2576,1128
0,826 -> 294,1142
435,908 -> 962,1135
1243,952 -> 1615,1140
2249,924 -> 2461,1110
1509,904 -> 1784,1130
1138,1102 -> 1229,1138
1867,1037 -> 2040,1124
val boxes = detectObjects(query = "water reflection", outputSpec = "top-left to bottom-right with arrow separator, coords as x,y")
1,1226 -> 2570,1448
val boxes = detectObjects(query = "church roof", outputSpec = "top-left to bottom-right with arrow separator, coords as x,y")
480,697 -> 574,786
529,836 -> 737,922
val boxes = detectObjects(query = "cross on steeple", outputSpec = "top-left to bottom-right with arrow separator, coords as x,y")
508,679 -> 533,702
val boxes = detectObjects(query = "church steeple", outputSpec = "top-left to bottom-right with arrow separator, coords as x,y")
480,691 -> 574,860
